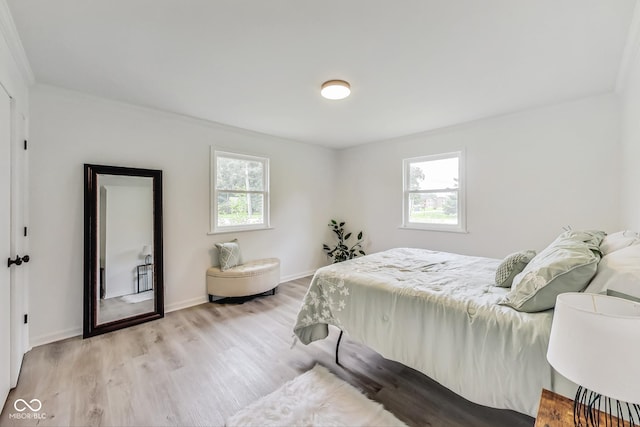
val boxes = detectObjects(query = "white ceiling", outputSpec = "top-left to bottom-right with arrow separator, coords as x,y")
7,0 -> 637,148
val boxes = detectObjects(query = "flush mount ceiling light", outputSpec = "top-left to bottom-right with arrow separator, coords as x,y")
321,80 -> 351,100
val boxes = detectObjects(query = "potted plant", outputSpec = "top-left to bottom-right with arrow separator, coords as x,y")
322,220 -> 365,263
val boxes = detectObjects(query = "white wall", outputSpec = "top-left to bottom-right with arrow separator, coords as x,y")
619,26 -> 640,230
0,9 -> 29,112
28,84 -> 337,346
336,94 -> 621,259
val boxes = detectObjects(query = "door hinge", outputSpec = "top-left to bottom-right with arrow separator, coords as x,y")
24,226 -> 27,237
23,140 -> 27,150
23,314 -> 28,324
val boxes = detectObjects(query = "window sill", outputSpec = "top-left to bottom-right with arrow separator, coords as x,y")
208,227 -> 274,235
399,225 -> 468,234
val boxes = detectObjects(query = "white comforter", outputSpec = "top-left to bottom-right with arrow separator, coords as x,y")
294,248 -> 556,417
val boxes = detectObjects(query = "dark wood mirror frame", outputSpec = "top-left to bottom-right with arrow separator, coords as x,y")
83,164 -> 164,338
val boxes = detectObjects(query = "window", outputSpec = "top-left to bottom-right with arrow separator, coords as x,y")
211,149 -> 270,233
402,151 -> 465,232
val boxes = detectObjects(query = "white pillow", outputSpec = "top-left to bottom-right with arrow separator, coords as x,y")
584,244 -> 640,300
599,230 -> 640,256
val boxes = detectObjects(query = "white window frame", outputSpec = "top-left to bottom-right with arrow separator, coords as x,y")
402,151 -> 466,233
210,148 -> 270,234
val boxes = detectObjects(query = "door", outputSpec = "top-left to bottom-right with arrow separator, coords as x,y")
0,83 -> 11,406
10,110 -> 27,387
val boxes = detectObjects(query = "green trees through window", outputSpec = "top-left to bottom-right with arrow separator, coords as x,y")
403,152 -> 465,232
212,151 -> 269,232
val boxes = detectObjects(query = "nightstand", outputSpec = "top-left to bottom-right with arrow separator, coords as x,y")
535,389 -> 630,427
136,263 -> 153,293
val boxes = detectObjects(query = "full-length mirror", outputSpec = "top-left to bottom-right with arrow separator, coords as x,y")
84,164 -> 164,338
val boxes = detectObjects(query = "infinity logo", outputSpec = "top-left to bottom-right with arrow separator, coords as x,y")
13,399 -> 42,412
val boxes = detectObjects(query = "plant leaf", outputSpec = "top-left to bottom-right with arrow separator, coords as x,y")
357,231 -> 363,240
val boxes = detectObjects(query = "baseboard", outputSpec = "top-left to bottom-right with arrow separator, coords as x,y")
30,327 -> 82,349
165,295 -> 209,313
280,270 -> 316,283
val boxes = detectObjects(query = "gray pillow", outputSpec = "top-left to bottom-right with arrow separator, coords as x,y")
215,239 -> 241,271
495,250 -> 537,288
501,234 -> 602,312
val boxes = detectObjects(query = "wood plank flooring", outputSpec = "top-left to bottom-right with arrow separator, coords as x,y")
0,277 -> 534,427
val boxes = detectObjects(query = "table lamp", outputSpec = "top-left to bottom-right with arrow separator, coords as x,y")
547,292 -> 640,426
142,245 -> 153,265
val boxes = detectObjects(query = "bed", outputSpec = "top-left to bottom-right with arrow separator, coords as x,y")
293,247 -> 567,417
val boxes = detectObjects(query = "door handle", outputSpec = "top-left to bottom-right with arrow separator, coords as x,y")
7,255 -> 30,268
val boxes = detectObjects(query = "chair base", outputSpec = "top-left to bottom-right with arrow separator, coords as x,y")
208,286 -> 277,304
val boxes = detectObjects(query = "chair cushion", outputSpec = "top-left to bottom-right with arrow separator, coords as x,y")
207,258 -> 280,278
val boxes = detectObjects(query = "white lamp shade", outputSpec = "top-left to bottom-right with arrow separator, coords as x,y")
547,293 -> 640,404
321,80 -> 351,100
142,245 -> 153,256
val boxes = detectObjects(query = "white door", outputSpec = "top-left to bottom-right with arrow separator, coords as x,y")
10,111 -> 28,387
0,83 -> 12,406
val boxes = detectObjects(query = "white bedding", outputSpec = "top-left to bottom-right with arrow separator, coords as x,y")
293,248 -> 560,417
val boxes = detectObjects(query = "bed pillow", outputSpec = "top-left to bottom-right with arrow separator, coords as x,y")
556,229 -> 605,251
495,250 -> 537,288
215,239 -> 241,271
599,230 -> 640,256
584,244 -> 640,301
501,234 -> 601,312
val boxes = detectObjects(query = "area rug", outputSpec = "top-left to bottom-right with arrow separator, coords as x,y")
226,364 -> 408,427
120,290 -> 153,304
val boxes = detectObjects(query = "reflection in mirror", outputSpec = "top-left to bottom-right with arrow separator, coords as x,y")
84,164 -> 163,338
96,174 -> 154,325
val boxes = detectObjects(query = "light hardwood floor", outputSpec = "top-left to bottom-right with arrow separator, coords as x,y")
0,277 -> 533,427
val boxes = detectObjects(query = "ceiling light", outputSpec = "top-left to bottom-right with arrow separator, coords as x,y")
321,80 -> 351,100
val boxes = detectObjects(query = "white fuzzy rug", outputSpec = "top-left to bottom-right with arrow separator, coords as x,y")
226,365 -> 408,427
120,290 -> 153,304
